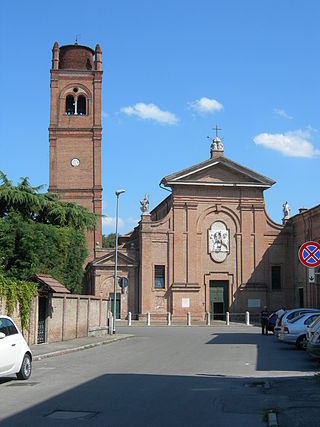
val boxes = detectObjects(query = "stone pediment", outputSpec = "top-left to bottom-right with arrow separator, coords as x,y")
91,251 -> 137,268
161,156 -> 275,188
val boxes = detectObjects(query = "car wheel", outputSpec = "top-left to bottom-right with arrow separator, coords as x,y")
296,335 -> 307,350
16,354 -> 32,380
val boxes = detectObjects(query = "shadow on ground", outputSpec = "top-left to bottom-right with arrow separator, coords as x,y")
1,372 -> 320,427
206,332 -> 319,372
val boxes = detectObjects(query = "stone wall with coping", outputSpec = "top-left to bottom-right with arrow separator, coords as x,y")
0,294 -> 109,345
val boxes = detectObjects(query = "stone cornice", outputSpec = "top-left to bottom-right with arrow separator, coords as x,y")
49,187 -> 102,193
171,283 -> 200,291
167,181 -> 271,188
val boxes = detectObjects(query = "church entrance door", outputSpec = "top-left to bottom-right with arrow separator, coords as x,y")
209,281 -> 229,320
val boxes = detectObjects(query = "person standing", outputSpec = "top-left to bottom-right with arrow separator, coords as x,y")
276,306 -> 285,319
260,306 -> 269,335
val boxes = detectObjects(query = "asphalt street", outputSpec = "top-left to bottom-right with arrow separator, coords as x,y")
0,326 -> 319,427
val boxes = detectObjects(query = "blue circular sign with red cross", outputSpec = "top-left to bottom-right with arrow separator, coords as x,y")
298,241 -> 320,267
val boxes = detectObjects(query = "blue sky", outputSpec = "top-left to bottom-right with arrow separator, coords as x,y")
1,0 -> 319,234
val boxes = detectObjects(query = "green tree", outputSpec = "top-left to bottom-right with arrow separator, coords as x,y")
102,233 -> 116,248
0,171 -> 97,230
0,172 -> 97,293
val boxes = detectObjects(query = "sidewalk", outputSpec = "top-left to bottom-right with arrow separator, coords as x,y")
31,333 -> 134,361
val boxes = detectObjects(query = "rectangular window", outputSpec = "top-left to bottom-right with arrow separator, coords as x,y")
154,265 -> 165,289
271,266 -> 281,290
299,287 -> 304,307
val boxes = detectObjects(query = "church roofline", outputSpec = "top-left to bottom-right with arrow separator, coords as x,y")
163,181 -> 272,188
289,203 -> 320,222
161,155 -> 275,188
89,250 -> 138,267
149,194 -> 172,216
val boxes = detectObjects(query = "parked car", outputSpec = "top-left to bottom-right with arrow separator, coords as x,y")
307,325 -> 320,359
268,312 -> 278,333
278,312 -> 320,349
306,315 -> 320,342
0,315 -> 32,380
274,308 -> 320,337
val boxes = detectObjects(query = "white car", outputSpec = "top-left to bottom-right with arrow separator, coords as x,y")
279,312 -> 320,349
274,308 -> 320,337
0,315 -> 32,380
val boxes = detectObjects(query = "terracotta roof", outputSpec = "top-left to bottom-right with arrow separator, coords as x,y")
33,274 -> 70,293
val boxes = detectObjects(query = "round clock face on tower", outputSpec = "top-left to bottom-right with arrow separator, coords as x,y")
71,158 -> 80,167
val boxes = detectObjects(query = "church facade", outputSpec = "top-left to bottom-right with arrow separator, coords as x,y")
49,42 -> 319,321
88,137 -> 305,321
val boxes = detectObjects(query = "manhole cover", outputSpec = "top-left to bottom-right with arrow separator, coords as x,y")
7,382 -> 39,387
46,410 -> 98,420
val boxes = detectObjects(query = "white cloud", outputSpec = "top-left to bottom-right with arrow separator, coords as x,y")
102,216 -> 125,229
101,111 -> 109,119
189,97 -> 223,113
253,129 -> 320,158
273,108 -> 293,120
120,103 -> 178,125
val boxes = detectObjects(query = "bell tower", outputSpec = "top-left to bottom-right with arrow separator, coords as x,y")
49,41 -> 103,261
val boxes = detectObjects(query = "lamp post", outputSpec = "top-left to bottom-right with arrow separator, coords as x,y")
113,189 -> 125,334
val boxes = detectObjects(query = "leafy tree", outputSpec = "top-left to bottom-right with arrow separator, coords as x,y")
0,171 -> 97,230
102,233 -> 116,248
0,172 -> 97,293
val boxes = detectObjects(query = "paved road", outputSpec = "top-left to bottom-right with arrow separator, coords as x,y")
0,326 -> 319,426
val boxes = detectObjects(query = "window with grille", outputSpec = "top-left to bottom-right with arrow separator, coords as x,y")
154,265 -> 165,289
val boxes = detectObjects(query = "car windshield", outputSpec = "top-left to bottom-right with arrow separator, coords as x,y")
289,314 -> 306,323
287,312 -> 301,320
309,316 -> 320,329
287,310 -> 318,321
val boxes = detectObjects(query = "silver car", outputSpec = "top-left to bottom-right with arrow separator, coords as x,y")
278,312 -> 320,349
0,315 -> 32,380
274,308 -> 320,337
306,315 -> 320,342
307,325 -> 320,359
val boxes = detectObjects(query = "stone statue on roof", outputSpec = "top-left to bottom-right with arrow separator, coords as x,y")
140,193 -> 149,214
283,201 -> 290,220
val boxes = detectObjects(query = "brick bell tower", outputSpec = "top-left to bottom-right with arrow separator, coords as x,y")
49,41 -> 103,261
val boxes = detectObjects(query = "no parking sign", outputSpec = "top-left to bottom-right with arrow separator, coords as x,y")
298,241 -> 320,268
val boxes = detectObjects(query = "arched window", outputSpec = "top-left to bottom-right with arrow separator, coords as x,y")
77,96 -> 86,115
66,95 -> 75,115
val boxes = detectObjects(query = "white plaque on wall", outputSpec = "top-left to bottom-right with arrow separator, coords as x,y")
248,299 -> 261,308
208,221 -> 230,263
182,298 -> 190,308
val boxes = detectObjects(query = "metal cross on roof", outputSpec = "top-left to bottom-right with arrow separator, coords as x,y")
213,125 -> 222,138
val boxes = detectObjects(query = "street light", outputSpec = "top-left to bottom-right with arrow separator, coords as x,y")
113,189 -> 125,334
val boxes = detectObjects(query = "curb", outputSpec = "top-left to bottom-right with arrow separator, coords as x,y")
33,335 -> 134,361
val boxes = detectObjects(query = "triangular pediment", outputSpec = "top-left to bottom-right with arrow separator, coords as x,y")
161,156 -> 275,188
184,163 -> 259,184
91,251 -> 137,267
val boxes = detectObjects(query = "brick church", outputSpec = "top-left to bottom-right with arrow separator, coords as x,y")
49,42 -> 320,321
